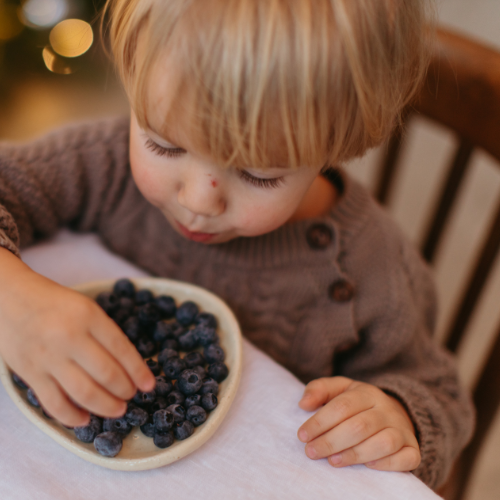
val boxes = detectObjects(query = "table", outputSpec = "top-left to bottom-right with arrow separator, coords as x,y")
0,230 -> 441,499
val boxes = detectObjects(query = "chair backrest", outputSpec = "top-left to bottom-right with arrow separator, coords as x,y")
375,28 -> 500,500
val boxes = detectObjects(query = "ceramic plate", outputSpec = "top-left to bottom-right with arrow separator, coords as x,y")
0,277 -> 243,471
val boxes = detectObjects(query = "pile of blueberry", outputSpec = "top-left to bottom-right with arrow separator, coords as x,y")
11,278 -> 229,458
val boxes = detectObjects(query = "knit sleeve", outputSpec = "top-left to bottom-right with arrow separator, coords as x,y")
0,117 -> 130,254
336,204 -> 475,490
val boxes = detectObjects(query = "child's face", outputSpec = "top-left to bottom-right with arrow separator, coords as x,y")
129,113 -> 323,244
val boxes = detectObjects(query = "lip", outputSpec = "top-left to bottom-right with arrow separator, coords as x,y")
176,221 -> 217,242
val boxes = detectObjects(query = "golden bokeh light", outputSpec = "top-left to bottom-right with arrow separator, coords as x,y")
49,19 -> 93,58
42,45 -> 72,74
0,5 -> 24,40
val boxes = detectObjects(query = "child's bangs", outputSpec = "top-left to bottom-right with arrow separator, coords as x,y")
109,0 -> 432,169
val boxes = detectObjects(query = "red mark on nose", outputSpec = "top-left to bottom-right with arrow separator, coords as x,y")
211,180 -> 218,188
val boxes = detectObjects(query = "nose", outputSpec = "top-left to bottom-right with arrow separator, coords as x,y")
177,172 -> 226,218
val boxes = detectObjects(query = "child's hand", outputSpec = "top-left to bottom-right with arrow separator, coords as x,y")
297,376 -> 420,471
0,249 -> 155,427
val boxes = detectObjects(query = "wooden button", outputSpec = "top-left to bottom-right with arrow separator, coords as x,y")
329,280 -> 355,302
306,224 -> 333,249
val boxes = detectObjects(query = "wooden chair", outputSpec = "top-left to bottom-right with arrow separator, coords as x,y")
375,28 -> 500,500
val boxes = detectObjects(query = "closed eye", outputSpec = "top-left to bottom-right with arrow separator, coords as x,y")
238,170 -> 284,189
145,138 -> 185,158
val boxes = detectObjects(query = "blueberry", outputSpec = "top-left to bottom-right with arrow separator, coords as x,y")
176,301 -> 199,326
154,431 -> 175,448
149,396 -> 168,414
146,358 -> 161,376
125,406 -> 149,427
135,289 -> 154,305
207,362 -> 229,383
162,357 -> 186,379
11,372 -> 28,390
166,403 -> 186,423
184,394 -> 202,409
158,348 -> 179,366
174,420 -> 194,440
136,338 -> 157,358
193,324 -> 218,347
94,432 -> 123,457
186,405 -> 207,427
122,316 -> 142,343
199,377 -> 219,396
138,303 -> 161,326
168,322 -> 187,339
201,393 -> 218,412
204,343 -> 225,364
153,409 -> 175,432
140,419 -> 155,438
103,417 -> 132,435
177,329 -> 198,351
191,365 -> 206,379
155,295 -> 176,319
166,390 -> 185,406
177,369 -> 203,395
133,389 -> 156,406
154,377 -> 173,398
74,415 -> 103,443
195,312 -> 218,329
153,322 -> 171,343
112,307 -> 131,326
95,291 -> 118,315
113,279 -> 136,299
161,338 -> 179,351
183,351 -> 205,369
27,388 -> 40,407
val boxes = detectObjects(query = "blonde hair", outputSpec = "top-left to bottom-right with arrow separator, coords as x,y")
103,0 -> 433,169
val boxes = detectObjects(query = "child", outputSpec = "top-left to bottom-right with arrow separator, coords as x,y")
0,0 -> 473,491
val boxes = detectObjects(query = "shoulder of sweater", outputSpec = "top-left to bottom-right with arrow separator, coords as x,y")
330,172 -> 434,285
0,116 -> 130,159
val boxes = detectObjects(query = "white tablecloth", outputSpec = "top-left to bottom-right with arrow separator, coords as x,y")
0,230 -> 441,499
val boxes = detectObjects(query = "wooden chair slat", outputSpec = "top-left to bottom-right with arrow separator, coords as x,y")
421,140 -> 474,263
449,321 -> 500,500
446,198 -> 500,353
375,125 -> 406,205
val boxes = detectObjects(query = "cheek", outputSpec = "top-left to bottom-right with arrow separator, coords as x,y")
130,146 -> 170,207
237,195 -> 299,235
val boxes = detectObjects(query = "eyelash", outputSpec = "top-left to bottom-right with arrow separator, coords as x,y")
145,138 -> 185,158
238,170 -> 284,189
144,137 -> 283,189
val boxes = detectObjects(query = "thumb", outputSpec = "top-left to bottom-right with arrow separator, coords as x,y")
298,376 -> 353,411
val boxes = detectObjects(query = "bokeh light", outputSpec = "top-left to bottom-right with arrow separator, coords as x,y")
21,0 -> 68,29
49,18 -> 93,58
0,4 -> 24,41
42,45 -> 72,74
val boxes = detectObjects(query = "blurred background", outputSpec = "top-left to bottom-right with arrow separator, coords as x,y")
0,1 -> 500,498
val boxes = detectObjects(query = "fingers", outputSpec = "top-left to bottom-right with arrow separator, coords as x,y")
70,335 -> 137,401
51,360 -> 127,419
304,408 -> 387,459
298,382 -> 374,443
88,307 -> 155,392
30,374 -> 90,428
299,377 -> 354,412
365,445 -> 421,472
326,427 -> 418,469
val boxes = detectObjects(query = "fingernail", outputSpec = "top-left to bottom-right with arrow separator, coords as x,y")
329,453 -> 342,465
366,461 -> 377,467
300,393 -> 312,403
298,429 -> 308,442
306,445 -> 317,459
